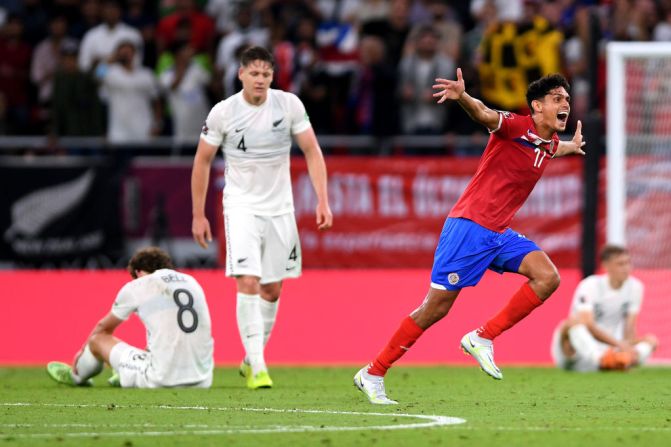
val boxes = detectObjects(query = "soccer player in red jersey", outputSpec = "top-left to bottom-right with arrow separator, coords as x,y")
354,69 -> 586,404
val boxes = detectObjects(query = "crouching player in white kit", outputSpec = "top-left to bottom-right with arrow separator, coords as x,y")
191,46 -> 332,389
551,245 -> 658,372
47,247 -> 214,388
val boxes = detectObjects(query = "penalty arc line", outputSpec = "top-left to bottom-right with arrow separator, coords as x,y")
0,402 -> 466,438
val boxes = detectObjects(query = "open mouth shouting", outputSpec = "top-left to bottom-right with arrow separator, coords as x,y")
557,111 -> 569,126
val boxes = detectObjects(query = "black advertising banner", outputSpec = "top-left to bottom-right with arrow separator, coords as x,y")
0,161 -> 124,267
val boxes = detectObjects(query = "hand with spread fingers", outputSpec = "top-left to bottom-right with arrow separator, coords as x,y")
432,67 -> 466,103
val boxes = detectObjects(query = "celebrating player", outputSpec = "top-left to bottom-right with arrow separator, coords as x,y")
47,247 -> 214,388
191,46 -> 332,390
551,245 -> 658,372
354,68 -> 586,404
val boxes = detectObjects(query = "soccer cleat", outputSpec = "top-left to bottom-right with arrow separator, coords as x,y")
47,361 -> 91,386
247,370 -> 273,389
108,371 -> 121,387
353,367 -> 398,405
239,359 -> 252,379
460,331 -> 503,380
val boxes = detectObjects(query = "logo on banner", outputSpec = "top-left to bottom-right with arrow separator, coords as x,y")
448,273 -> 460,285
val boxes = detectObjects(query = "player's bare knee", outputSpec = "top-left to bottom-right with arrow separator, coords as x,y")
236,275 -> 261,294
88,334 -> 104,358
260,282 -> 282,302
536,267 -> 560,295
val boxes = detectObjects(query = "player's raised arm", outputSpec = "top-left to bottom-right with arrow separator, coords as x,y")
191,139 -> 219,248
432,68 -> 500,131
554,120 -> 586,157
295,128 -> 333,231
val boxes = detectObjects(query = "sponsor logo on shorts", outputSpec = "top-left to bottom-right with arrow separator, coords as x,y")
448,273 -> 460,285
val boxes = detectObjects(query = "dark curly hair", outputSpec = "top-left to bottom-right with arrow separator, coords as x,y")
526,74 -> 570,113
240,45 -> 275,69
127,247 -> 174,278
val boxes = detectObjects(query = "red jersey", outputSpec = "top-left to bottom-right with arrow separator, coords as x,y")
449,112 -> 559,233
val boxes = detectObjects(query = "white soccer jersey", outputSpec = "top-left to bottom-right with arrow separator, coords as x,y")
111,269 -> 214,387
103,64 -> 159,143
200,89 -> 312,215
569,274 -> 644,341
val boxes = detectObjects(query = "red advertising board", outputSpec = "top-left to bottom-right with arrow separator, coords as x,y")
3,269 -> 669,365
280,156 -> 586,268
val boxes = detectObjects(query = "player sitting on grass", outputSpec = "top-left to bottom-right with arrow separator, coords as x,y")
47,247 -> 214,388
551,244 -> 658,372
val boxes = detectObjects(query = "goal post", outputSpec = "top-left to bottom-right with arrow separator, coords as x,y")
607,42 -> 671,363
606,42 -> 671,266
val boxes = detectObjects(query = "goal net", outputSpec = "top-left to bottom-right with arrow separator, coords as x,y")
607,42 -> 671,362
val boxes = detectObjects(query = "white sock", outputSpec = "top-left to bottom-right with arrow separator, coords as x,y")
237,293 -> 265,375
72,345 -> 103,384
568,324 -> 601,365
635,341 -> 654,365
259,298 -> 279,347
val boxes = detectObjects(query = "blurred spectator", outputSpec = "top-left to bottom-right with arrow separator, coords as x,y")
98,40 -> 161,143
348,35 -> 398,139
462,0 -> 497,67
477,0 -> 563,111
315,0 -> 360,24
69,0 -> 102,40
79,0 -> 143,72
563,5 -> 592,123
124,0 -> 158,68
51,41 -> 105,137
471,0 -> 523,24
205,0 -> 235,36
398,25 -> 454,135
16,0 -> 48,46
215,3 -> 269,98
296,48 -> 331,133
0,14 -> 32,135
31,15 -> 77,106
415,0 -> 463,61
350,0 -> 390,25
206,0 -> 255,36
158,42 -> 211,143
611,0 -> 658,41
156,0 -> 215,54
653,9 -> 671,41
361,0 -> 412,67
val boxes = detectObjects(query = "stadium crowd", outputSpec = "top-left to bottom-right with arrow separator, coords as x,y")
1,0 -> 670,153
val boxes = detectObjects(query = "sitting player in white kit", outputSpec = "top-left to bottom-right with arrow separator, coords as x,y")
47,247 -> 214,388
551,245 -> 658,372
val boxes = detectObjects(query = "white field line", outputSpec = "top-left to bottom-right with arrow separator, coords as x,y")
0,402 -> 465,438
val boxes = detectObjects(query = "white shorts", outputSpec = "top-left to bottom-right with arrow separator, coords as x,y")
550,324 -> 607,373
224,211 -> 302,284
109,342 -> 211,388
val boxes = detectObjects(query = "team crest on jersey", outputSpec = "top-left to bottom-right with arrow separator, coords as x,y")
201,123 -> 209,135
448,273 -> 460,285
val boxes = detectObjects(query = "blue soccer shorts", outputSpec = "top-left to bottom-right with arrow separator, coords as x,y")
430,217 -> 541,291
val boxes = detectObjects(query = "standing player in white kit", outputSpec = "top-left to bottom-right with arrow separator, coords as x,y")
47,247 -> 214,388
191,46 -> 333,389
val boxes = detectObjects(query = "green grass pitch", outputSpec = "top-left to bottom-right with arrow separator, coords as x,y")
1,366 -> 670,446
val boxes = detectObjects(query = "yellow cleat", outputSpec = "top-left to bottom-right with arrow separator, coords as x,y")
247,370 -> 273,389
239,360 -> 252,379
46,361 -> 91,386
